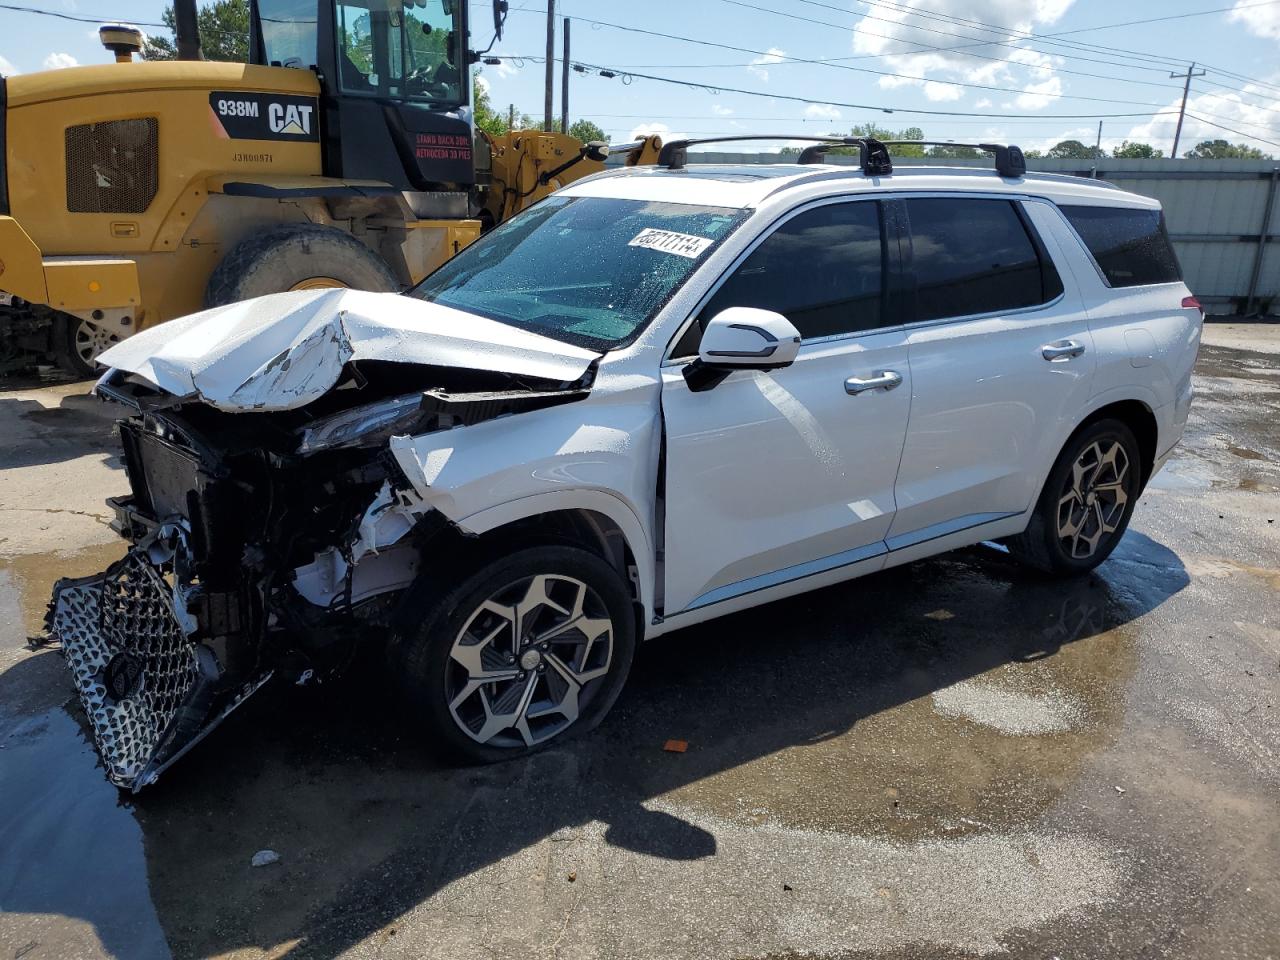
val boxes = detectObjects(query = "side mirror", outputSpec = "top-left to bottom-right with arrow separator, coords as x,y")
684,307 -> 801,392
698,307 -> 801,368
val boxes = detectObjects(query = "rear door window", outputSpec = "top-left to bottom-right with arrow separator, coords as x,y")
1060,205 -> 1182,287
903,197 -> 1058,323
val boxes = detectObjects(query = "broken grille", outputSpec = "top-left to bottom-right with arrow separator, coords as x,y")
65,117 -> 159,214
49,549 -> 199,789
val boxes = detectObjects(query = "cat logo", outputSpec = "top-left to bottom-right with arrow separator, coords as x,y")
268,102 -> 314,136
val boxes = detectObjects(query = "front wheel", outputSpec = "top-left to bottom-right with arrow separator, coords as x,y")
1008,418 -> 1141,576
394,546 -> 636,764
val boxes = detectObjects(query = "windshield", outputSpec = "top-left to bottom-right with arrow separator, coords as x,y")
335,0 -> 464,105
409,197 -> 748,350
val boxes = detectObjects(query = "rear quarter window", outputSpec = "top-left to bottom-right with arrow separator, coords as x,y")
1059,205 -> 1182,288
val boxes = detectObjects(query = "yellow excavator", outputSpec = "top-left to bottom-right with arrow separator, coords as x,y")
0,0 -> 661,375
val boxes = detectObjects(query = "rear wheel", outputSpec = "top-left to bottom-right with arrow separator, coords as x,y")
394,546 -> 636,764
1008,418 -> 1141,576
54,315 -> 119,379
203,223 -> 399,307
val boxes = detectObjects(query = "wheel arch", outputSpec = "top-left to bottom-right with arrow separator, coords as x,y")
457,492 -> 654,634
1071,398 -> 1159,491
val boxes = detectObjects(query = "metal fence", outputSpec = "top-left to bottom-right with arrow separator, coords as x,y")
663,154 -> 1280,315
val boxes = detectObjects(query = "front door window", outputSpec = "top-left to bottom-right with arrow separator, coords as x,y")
335,0 -> 463,105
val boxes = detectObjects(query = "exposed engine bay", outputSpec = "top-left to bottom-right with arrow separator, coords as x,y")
44,289 -> 601,790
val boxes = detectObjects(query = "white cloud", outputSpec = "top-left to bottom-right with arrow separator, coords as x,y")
1228,0 -> 1280,39
711,103 -> 735,116
494,61 -> 517,80
974,98 -> 993,109
747,47 -> 785,82
1015,75 -> 1063,110
924,81 -> 963,102
1123,81 -> 1280,156
852,0 -> 1074,111
0,55 -> 20,75
42,52 -> 79,70
629,121 -> 689,143
474,74 -> 491,96
804,103 -> 842,121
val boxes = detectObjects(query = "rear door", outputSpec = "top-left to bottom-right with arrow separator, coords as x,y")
886,195 -> 1097,547
661,199 -> 912,614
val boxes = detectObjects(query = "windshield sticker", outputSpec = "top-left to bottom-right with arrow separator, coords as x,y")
628,228 -> 714,259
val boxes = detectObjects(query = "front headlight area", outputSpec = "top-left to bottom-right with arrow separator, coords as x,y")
296,392 -> 426,454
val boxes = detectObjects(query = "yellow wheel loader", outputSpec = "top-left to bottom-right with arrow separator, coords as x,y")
0,0 -> 660,376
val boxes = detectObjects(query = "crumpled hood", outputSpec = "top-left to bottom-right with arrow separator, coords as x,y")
97,289 -> 601,412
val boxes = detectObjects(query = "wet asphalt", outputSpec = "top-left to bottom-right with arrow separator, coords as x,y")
0,325 -> 1277,960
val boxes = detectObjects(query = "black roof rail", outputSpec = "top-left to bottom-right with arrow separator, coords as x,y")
656,135 -> 893,176
880,141 -> 1027,178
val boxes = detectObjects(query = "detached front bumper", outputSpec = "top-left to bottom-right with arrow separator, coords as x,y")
46,528 -> 269,791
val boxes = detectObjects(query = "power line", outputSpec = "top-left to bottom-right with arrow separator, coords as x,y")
557,14 -> 1175,107
567,58 -> 1184,120
1186,113 -> 1280,148
716,0 -> 1188,92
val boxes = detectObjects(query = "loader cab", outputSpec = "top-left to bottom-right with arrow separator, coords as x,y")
249,0 -> 476,195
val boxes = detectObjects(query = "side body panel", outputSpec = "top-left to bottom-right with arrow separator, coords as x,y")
1035,201 -> 1201,460
887,196 -> 1098,543
661,331 -> 911,613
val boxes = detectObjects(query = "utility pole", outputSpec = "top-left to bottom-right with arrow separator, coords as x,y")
561,17 -> 571,135
543,0 -> 556,131
508,103 -> 515,132
1169,62 -> 1205,159
1091,120 -> 1102,178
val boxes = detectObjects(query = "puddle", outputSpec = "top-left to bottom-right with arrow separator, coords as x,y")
0,706 -> 170,960
0,542 -> 127,645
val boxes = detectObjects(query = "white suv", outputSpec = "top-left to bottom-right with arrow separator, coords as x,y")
49,138 -> 1202,789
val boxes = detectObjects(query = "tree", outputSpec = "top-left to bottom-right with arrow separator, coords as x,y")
142,0 -> 248,62
1046,139 -> 1104,160
1183,139 -> 1269,159
568,119 -> 607,143
779,123 -> 926,156
1112,140 -> 1163,159
925,144 -> 983,159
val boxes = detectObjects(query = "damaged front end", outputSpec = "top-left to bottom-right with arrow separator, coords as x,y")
46,344 -> 595,791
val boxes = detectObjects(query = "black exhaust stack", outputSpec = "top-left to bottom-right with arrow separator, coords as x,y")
174,0 -> 202,60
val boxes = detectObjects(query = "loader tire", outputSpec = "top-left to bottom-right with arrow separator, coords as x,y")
203,223 -> 400,308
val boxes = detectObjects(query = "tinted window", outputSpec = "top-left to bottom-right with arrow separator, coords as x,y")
1061,205 -> 1182,287
905,198 -> 1050,322
411,196 -> 747,350
694,201 -> 886,343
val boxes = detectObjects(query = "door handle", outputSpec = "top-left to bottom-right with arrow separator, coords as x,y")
844,370 -> 903,395
1041,340 -> 1086,361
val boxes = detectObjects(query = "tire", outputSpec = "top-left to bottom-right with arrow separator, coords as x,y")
393,545 -> 636,764
1007,418 -> 1142,576
203,222 -> 400,308
54,314 -> 119,379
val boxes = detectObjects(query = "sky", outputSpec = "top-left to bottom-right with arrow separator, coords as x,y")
3,0 -> 1280,156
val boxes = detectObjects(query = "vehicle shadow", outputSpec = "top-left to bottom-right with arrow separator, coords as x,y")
0,531 -> 1189,959
0,386 -> 122,471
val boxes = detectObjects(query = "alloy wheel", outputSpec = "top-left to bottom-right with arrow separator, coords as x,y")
445,574 -> 615,748
1056,439 -> 1130,559
73,319 -> 120,366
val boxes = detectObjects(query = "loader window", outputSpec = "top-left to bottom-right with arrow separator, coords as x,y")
257,0 -> 317,68
410,196 -> 748,351
336,0 -> 463,104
